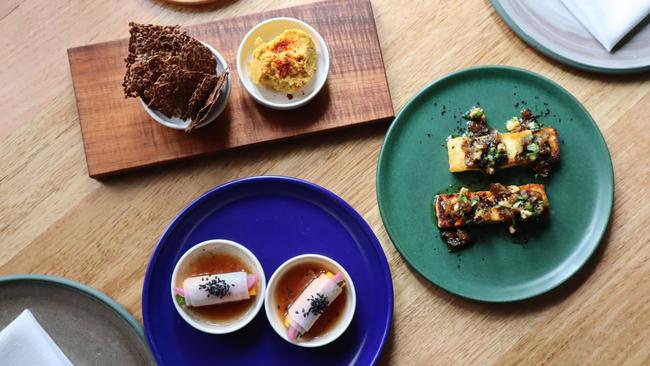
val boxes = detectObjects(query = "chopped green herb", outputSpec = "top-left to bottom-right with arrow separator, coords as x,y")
526,142 -> 539,160
463,106 -> 484,121
175,294 -> 186,306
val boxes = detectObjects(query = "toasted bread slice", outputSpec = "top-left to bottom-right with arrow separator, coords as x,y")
447,128 -> 560,173
434,184 -> 549,228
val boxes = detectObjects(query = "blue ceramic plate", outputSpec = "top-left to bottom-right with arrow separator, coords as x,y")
143,176 -> 393,365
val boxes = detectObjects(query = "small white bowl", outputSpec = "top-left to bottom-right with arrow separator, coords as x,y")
142,42 -> 231,130
170,239 -> 265,334
264,254 -> 356,347
236,17 -> 330,110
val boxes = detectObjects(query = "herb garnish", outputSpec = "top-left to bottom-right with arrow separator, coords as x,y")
526,137 -> 540,161
175,294 -> 186,306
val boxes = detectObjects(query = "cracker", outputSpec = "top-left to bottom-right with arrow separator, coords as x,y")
187,74 -> 218,120
180,41 -> 217,74
186,70 -> 229,132
147,68 -> 205,119
122,22 -> 221,131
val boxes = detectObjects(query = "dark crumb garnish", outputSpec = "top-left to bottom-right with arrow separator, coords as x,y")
441,228 -> 473,251
198,275 -> 231,299
519,108 -> 540,131
532,159 -> 553,178
305,292 -> 330,317
462,106 -> 489,136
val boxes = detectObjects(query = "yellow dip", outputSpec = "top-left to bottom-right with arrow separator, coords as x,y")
249,29 -> 317,94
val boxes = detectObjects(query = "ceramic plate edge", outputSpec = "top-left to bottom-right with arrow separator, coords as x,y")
0,274 -> 150,349
376,65 -> 614,302
142,175 -> 394,365
490,0 -> 650,74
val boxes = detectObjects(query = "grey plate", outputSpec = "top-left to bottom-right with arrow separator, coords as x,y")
492,0 -> 650,74
0,275 -> 154,366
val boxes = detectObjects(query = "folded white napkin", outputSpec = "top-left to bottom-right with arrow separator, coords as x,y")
561,0 -> 650,51
0,310 -> 73,366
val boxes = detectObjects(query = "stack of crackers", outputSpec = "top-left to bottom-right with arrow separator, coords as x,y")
123,23 -> 228,131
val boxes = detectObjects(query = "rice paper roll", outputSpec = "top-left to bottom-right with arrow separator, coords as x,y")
285,272 -> 345,340
174,272 -> 257,307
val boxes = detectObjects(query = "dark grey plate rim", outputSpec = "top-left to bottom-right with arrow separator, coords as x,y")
490,0 -> 650,74
0,274 -> 149,345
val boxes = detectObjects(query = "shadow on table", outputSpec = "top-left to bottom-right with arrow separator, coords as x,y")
376,217 -> 612,365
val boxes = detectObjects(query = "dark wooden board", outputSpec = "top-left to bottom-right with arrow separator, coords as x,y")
67,0 -> 394,177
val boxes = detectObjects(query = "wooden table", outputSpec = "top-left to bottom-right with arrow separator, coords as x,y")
1,0 -> 648,364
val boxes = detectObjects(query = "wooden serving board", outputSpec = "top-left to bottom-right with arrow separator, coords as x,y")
67,0 -> 393,178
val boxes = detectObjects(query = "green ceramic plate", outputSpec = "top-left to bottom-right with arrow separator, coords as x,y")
376,66 -> 613,302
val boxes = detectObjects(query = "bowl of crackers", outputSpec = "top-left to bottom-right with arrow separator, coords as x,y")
123,23 -> 231,132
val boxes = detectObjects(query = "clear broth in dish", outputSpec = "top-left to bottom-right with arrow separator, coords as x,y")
274,261 -> 347,340
177,252 -> 256,324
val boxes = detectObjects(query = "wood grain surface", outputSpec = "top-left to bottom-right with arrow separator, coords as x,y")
1,0 -> 649,365
68,0 -> 394,177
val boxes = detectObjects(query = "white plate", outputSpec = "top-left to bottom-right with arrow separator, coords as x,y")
492,0 -> 650,73
264,254 -> 356,348
236,17 -> 330,110
170,239 -> 266,334
141,42 -> 231,130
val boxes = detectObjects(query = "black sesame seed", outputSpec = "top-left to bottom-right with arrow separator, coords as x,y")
198,275 -> 231,299
306,293 -> 330,316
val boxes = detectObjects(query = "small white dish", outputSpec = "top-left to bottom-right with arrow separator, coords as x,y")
236,17 -> 330,110
264,254 -> 356,347
170,239 -> 265,334
142,42 -> 231,130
